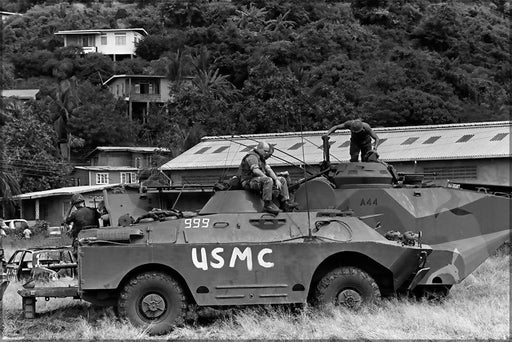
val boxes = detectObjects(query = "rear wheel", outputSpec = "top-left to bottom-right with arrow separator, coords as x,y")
315,266 -> 380,309
118,272 -> 187,335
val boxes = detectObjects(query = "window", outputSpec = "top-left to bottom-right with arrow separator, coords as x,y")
401,137 -> 419,145
194,147 -> 211,154
121,172 -> 137,184
101,34 -> 107,45
490,133 -> 508,141
115,33 -> 126,45
81,35 -> 95,47
96,173 -> 109,184
423,136 -> 441,144
213,146 -> 229,153
318,141 -> 335,149
240,145 -> 256,152
456,134 -> 474,143
288,142 -> 304,150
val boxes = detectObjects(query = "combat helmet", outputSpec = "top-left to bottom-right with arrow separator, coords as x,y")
71,193 -> 85,205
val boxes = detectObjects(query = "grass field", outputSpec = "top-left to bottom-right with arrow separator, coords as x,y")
1,236 -> 509,340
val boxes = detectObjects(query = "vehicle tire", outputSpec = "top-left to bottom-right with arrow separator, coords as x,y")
118,272 -> 187,335
314,266 -> 380,309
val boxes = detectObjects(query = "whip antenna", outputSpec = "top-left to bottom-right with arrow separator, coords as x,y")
298,112 -> 312,239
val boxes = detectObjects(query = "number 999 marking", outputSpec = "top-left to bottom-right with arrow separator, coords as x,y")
184,218 -> 210,229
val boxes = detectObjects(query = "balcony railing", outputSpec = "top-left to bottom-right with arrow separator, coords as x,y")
82,46 -> 98,53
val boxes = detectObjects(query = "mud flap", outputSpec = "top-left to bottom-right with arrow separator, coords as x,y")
407,267 -> 430,292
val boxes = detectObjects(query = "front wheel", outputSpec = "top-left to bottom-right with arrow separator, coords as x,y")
314,266 -> 380,310
118,272 -> 187,335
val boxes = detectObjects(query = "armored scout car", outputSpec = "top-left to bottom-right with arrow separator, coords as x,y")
295,136 -> 511,297
18,189 -> 431,335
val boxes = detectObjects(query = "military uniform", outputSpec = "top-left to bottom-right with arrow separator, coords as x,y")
240,150 -> 292,202
65,207 -> 101,239
325,119 -> 380,162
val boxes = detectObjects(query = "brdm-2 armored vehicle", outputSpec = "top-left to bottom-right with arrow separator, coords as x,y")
18,190 -> 431,335
295,136 -> 511,296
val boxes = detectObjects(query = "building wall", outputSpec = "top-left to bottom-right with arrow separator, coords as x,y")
97,31 -> 143,55
160,78 -> 171,102
20,190 -> 119,226
72,169 -> 90,186
63,31 -> 143,56
94,151 -> 133,166
166,158 -> 511,188
391,159 -> 511,186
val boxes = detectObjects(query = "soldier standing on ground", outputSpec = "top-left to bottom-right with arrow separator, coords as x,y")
65,194 -> 101,253
239,141 -> 298,214
324,119 -> 380,162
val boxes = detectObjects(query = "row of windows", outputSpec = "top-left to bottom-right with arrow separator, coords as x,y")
101,33 -> 127,46
68,33 -> 129,47
96,172 -> 137,185
194,133 -> 508,154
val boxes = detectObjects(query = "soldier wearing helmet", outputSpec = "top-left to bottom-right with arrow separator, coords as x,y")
65,193 -> 101,243
239,141 -> 298,214
324,119 -> 380,162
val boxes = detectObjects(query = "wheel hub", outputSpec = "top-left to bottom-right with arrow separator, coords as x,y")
337,289 -> 362,309
141,293 -> 166,319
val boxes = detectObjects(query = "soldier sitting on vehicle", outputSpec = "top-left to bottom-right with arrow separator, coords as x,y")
239,141 -> 298,214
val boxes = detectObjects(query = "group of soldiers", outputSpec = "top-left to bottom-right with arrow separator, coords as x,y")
239,119 -> 380,214
65,118 -> 380,235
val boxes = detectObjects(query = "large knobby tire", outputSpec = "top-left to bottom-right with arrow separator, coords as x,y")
118,272 -> 187,335
315,266 -> 381,310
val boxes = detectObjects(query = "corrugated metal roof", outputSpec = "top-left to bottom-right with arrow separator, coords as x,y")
160,121 -> 511,171
13,184 -> 122,200
55,28 -> 148,35
103,74 -> 168,86
94,146 -> 170,153
75,166 -> 139,171
1,89 -> 39,100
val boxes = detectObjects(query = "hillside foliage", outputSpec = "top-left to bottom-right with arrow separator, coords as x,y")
0,0 -> 510,193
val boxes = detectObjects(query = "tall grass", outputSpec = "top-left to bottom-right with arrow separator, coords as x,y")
1,237 -> 509,340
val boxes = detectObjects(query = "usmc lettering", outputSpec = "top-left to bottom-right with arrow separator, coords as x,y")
191,246 -> 274,271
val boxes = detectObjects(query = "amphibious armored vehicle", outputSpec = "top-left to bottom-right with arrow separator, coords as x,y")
295,136 -> 511,296
18,190 -> 431,335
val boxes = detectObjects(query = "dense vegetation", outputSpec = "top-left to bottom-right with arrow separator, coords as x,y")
0,0 -> 510,194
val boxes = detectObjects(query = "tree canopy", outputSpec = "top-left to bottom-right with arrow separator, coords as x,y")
0,0 -> 510,193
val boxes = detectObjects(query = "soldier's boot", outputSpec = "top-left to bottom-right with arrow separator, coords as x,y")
282,199 -> 299,212
263,200 -> 281,215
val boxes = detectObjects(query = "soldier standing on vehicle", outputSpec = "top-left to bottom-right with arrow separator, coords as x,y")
239,141 -> 298,214
65,194 -> 101,252
324,119 -> 380,162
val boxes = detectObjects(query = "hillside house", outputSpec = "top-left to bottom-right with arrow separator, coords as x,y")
1,89 -> 39,101
72,146 -> 171,186
54,28 -> 148,61
103,75 -> 185,123
1,10 -> 20,21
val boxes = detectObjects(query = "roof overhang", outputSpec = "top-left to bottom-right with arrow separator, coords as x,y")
13,184 -> 123,200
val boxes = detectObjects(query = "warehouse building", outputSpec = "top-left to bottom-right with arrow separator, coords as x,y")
157,121 -> 511,210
